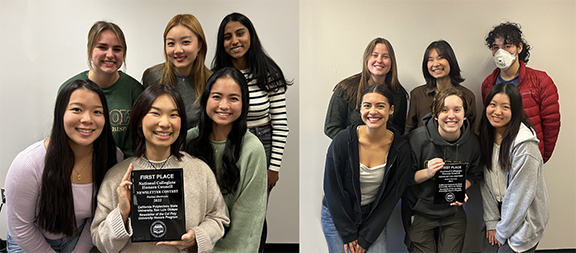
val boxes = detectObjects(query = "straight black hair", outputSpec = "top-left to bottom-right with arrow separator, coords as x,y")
130,84 -> 188,160
479,82 -> 532,172
185,67 -> 249,195
38,79 -> 117,236
422,40 -> 465,89
212,12 -> 292,92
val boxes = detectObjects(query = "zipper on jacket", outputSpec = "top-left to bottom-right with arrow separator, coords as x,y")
349,133 -> 363,227
365,138 -> 404,219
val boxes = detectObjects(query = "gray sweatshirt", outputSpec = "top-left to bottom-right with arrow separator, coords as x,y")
481,123 -> 549,252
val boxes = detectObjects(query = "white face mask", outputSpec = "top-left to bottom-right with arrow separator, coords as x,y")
493,49 -> 516,71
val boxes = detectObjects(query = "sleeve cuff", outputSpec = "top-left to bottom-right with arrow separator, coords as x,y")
109,206 -> 132,239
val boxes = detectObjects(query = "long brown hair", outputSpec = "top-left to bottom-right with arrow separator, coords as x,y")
334,37 -> 404,109
151,14 -> 211,103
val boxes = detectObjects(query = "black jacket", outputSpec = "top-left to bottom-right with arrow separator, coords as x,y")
323,125 -> 411,249
403,113 -> 484,219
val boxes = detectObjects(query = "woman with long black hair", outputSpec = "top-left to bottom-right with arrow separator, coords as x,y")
185,67 -> 267,253
6,79 -> 120,252
479,82 -> 549,253
92,84 -> 228,252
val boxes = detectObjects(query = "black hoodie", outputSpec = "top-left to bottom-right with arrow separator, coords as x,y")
323,125 -> 412,249
403,113 -> 483,219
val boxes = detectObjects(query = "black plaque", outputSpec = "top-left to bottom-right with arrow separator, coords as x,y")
130,168 -> 185,242
434,162 -> 466,204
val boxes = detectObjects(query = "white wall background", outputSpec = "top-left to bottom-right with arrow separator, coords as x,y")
2,0 -> 575,251
0,0 -> 298,244
300,0 -> 576,252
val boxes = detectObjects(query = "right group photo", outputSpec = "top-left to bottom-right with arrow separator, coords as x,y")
300,1 -> 575,252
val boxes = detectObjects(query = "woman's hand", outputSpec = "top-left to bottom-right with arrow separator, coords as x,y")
427,158 -> 445,178
154,229 -> 197,250
450,193 -> 469,206
117,163 -> 133,224
486,229 -> 502,247
354,242 -> 366,253
344,240 -> 356,253
344,240 -> 365,253
414,158 -> 445,184
267,170 -> 279,192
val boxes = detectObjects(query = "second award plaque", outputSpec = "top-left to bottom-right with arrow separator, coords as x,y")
434,162 -> 466,204
131,168 -> 186,242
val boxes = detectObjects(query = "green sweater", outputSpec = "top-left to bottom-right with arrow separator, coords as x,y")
187,127 -> 267,253
59,71 -> 144,158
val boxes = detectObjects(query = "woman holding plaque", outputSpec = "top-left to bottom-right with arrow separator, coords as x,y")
6,79 -> 121,252
322,84 -> 411,253
185,67 -> 267,253
92,84 -> 228,252
401,87 -> 483,252
479,82 -> 548,253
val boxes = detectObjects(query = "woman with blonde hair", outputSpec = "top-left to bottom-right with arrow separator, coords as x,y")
324,37 -> 408,139
59,21 -> 144,158
143,14 -> 211,129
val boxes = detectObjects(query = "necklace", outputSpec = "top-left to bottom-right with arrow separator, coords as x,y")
74,150 -> 93,181
145,154 -> 171,170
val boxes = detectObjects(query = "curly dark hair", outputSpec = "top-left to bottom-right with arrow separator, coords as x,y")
485,22 -> 531,63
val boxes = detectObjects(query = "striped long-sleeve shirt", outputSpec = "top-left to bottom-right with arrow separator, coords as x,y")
243,70 -> 289,172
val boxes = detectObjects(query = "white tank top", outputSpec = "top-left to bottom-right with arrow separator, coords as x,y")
359,163 -> 386,206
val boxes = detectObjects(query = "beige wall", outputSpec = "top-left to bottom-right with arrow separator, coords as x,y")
300,0 -> 576,251
0,0 -> 298,244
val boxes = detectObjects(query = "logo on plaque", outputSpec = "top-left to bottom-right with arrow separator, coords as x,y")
150,221 -> 167,238
434,162 -> 467,204
445,192 -> 455,202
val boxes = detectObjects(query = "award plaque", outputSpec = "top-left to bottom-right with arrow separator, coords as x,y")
434,162 -> 466,204
130,168 -> 186,242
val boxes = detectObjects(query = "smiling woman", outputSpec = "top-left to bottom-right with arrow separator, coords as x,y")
404,40 -> 476,136
142,14 -> 211,130
58,21 -> 144,159
324,38 -> 408,139
92,84 -> 229,252
185,67 -> 267,253
5,79 -> 121,252
322,84 -> 411,252
402,87 -> 483,252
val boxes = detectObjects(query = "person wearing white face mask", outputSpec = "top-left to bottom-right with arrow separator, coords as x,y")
481,22 -> 560,164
